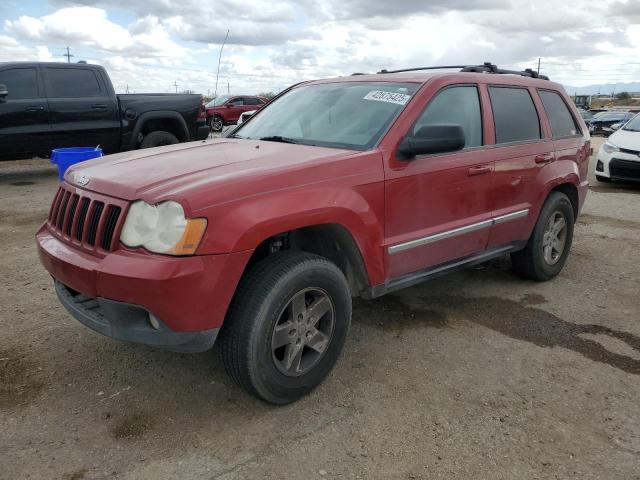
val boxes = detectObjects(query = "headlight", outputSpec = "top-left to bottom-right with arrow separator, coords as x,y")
120,200 -> 207,255
602,141 -> 619,154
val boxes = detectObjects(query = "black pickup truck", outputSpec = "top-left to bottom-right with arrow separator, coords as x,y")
0,62 -> 209,159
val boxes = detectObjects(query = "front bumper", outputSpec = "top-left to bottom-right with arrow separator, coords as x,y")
55,281 -> 218,352
596,148 -> 640,181
37,225 -> 252,350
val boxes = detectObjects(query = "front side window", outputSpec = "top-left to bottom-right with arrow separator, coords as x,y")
489,87 -> 540,143
412,85 -> 482,148
229,98 -> 244,106
46,68 -> 101,97
0,68 -> 38,99
235,81 -> 419,150
539,90 -> 580,138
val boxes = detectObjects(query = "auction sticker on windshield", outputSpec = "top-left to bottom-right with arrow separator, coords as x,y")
363,90 -> 411,106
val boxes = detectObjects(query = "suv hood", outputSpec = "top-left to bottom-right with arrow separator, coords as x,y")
65,139 -> 355,204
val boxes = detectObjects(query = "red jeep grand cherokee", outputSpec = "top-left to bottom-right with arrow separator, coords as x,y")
37,63 -> 589,404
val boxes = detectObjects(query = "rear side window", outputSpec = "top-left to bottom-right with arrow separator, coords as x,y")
412,85 -> 483,148
45,68 -> 102,97
489,87 -> 540,143
539,90 -> 580,137
0,68 -> 38,99
245,97 -> 261,106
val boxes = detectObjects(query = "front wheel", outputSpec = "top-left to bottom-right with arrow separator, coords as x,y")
511,191 -> 574,281
596,175 -> 611,183
210,115 -> 224,132
219,252 -> 352,404
140,131 -> 179,148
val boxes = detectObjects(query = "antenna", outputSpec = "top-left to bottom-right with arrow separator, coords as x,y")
214,29 -> 230,97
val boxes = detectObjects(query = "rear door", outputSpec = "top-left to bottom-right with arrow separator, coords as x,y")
385,84 -> 495,279
43,66 -> 120,152
0,66 -> 50,158
486,85 -> 555,248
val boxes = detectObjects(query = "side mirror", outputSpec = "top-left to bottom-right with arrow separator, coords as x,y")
398,124 -> 465,159
225,103 -> 234,108
0,84 -> 8,98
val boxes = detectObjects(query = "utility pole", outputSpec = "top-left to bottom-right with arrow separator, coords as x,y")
227,81 -> 230,94
173,81 -> 179,94
62,46 -> 74,63
214,29 -> 230,97
537,57 -> 541,75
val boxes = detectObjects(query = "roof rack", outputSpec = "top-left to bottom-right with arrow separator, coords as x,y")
376,62 -> 549,80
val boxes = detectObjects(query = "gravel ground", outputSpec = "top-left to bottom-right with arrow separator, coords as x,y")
1,137 -> 639,479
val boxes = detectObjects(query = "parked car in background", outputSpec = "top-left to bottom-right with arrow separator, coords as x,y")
0,62 -> 209,160
588,111 -> 635,136
37,63 -> 589,404
206,95 -> 268,132
578,109 -> 593,122
595,113 -> 640,182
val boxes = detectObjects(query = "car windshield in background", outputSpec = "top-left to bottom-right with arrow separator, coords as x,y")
234,82 -> 419,150
206,95 -> 232,107
623,114 -> 640,131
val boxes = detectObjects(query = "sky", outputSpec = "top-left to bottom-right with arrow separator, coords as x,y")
1,0 -> 640,95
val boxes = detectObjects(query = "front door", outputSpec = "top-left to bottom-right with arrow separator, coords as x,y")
384,85 -> 495,279
224,97 -> 245,123
43,66 -> 120,152
0,66 -> 50,158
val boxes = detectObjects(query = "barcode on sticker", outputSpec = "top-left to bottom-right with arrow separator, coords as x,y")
363,90 -> 411,105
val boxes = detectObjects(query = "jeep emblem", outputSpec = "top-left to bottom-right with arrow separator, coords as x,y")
76,174 -> 90,186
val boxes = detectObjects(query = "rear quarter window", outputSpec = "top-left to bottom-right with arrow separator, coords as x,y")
489,86 -> 540,144
539,90 -> 580,138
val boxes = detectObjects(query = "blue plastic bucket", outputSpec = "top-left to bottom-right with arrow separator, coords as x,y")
51,147 -> 103,181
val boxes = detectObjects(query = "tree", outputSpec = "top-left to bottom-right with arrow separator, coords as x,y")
258,91 -> 276,99
616,91 -> 631,100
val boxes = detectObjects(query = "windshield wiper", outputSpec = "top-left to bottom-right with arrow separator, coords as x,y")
259,135 -> 299,144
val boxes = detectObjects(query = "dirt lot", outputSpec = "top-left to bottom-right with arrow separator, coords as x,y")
1,137 -> 639,479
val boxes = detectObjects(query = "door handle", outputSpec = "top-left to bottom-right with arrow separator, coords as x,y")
467,165 -> 491,176
91,104 -> 108,110
25,105 -> 45,112
535,153 -> 555,164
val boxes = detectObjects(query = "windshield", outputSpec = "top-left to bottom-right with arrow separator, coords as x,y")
234,82 -> 419,150
623,113 -> 640,132
206,95 -> 232,108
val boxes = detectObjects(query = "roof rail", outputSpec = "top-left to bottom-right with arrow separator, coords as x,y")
377,62 -> 550,80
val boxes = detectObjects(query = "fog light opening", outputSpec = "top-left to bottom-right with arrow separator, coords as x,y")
149,313 -> 160,330
596,160 -> 604,172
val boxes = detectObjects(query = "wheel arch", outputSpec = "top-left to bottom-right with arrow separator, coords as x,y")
131,111 -> 189,147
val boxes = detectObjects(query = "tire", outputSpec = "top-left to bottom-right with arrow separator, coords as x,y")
211,115 -> 224,132
140,131 -> 179,149
596,175 -> 611,183
219,252 -> 352,404
511,191 -> 574,281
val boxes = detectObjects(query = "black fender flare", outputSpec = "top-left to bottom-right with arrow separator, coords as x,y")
130,111 -> 189,148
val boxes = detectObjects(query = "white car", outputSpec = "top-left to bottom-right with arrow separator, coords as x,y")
237,109 -> 256,125
595,113 -> 640,182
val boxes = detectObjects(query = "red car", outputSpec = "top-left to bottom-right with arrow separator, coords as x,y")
205,94 -> 268,132
37,63 -> 589,404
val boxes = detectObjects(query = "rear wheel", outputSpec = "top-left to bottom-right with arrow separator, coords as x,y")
219,252 -> 351,404
511,191 -> 574,281
140,131 -> 179,148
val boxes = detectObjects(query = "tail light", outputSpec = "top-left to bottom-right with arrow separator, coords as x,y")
198,97 -> 207,120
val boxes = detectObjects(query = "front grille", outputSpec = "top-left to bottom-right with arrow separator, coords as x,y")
619,147 -> 640,156
610,158 -> 640,181
47,185 -> 126,254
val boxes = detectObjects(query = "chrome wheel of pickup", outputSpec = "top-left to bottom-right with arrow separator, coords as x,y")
271,288 -> 335,377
